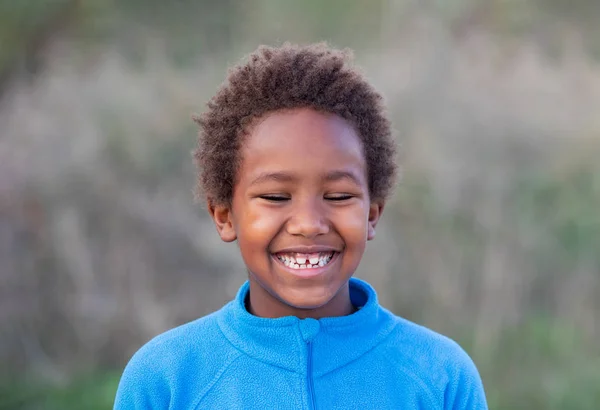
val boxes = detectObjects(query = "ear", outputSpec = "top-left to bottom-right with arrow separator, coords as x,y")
207,200 -> 237,242
367,201 -> 385,241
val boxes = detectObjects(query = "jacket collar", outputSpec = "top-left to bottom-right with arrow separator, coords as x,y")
217,278 -> 397,376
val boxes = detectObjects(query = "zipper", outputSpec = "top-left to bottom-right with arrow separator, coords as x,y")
307,341 -> 317,410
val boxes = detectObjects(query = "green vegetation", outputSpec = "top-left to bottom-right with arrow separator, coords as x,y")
470,317 -> 600,410
0,372 -> 120,410
1,1 -> 599,409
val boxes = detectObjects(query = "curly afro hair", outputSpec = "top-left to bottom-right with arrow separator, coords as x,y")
193,42 -> 397,206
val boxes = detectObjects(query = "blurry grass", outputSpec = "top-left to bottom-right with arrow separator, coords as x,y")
456,317 -> 600,410
1,1 -> 600,409
0,372 -> 120,410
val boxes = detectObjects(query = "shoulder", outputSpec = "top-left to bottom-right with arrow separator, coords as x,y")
114,308 -> 242,409
130,310 -> 230,366
385,315 -> 474,372
382,313 -> 488,408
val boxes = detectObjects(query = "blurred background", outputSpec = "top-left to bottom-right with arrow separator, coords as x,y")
1,0 -> 599,409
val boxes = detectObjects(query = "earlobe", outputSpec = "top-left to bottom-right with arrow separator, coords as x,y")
367,201 -> 385,241
208,200 -> 237,242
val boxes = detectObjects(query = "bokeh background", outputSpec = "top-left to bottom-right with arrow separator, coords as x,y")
1,1 -> 599,409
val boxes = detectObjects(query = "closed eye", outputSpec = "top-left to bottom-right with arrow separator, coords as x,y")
325,194 -> 354,201
259,195 -> 289,202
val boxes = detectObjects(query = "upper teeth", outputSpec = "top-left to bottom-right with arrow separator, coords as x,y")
276,252 -> 334,269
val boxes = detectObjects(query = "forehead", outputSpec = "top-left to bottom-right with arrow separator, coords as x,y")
239,108 -> 366,178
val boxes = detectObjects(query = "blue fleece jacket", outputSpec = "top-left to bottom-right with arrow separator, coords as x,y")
114,278 -> 488,409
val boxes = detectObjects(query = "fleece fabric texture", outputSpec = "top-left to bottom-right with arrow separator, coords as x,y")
114,278 -> 488,409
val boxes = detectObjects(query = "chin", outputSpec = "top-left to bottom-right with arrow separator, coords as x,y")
285,299 -> 328,311
277,288 -> 334,310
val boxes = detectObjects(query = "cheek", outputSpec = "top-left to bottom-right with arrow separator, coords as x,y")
235,206 -> 281,247
332,205 -> 370,243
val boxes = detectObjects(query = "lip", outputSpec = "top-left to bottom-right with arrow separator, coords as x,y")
271,251 -> 341,279
272,245 -> 341,254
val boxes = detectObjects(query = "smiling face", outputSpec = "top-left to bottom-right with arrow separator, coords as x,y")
209,108 -> 383,319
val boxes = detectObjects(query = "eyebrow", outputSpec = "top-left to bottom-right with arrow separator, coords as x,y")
249,171 -> 297,186
323,170 -> 362,186
249,170 -> 362,187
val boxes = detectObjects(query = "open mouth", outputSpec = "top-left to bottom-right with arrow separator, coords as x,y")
273,251 -> 336,270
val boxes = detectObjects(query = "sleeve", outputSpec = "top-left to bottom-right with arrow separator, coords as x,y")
444,346 -> 488,410
113,348 -> 171,410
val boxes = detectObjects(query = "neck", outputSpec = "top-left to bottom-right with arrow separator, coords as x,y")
247,279 -> 355,319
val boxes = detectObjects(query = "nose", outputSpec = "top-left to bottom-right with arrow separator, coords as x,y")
286,198 -> 329,238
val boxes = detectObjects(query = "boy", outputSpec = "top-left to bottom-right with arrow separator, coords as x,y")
114,43 -> 488,409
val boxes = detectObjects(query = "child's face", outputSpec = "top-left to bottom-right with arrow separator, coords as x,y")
210,108 -> 383,318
